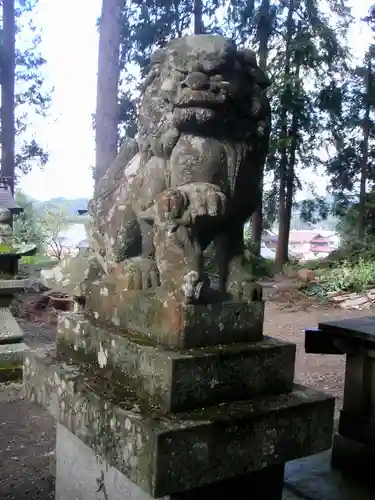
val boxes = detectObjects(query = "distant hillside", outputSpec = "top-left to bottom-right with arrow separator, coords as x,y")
34,197 -> 89,216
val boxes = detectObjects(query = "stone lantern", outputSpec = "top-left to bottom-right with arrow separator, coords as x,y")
0,182 -> 36,381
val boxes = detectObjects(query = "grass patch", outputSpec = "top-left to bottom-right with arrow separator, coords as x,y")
20,254 -> 55,265
314,258 -> 375,293
301,242 -> 375,298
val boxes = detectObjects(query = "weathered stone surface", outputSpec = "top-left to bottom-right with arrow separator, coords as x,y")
56,422 -> 285,500
0,307 -> 24,344
24,348 -> 334,497
57,312 -> 295,412
87,35 -> 271,305
0,342 -> 28,381
87,281 -> 264,347
40,251 -> 91,295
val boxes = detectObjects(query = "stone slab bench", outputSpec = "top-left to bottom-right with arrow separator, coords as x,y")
305,316 -> 375,481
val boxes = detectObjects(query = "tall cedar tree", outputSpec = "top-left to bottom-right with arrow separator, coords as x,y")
273,0 -> 350,271
323,46 -> 375,240
116,0 -> 228,139
1,0 -> 16,193
95,0 -> 124,185
0,0 -> 51,189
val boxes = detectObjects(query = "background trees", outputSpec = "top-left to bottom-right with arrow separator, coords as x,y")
0,0 -> 51,192
90,0 -> 374,270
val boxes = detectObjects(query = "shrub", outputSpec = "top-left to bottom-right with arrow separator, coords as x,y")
313,258 -> 375,293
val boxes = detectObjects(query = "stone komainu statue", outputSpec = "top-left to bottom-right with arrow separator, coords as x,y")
89,35 -> 271,304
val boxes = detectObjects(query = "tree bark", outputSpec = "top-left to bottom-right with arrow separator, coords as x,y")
275,0 -> 295,272
194,0 -> 204,34
1,0 -> 16,194
357,57 -> 372,239
95,0 -> 123,187
284,65 -> 300,261
251,0 -> 271,256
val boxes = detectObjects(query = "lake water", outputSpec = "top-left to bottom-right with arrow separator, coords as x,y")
60,223 -> 87,247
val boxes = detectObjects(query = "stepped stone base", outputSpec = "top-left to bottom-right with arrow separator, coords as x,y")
0,306 -> 27,382
55,422 -> 285,500
57,312 -> 296,412
24,347 -> 334,498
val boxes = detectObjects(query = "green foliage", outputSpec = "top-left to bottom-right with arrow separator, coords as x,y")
244,240 -> 275,277
298,197 -> 330,225
336,192 -> 375,242
20,254 -> 55,265
13,190 -> 73,260
303,239 -> 375,296
313,258 -> 375,293
13,190 -> 45,249
364,3 -> 375,32
115,0 -> 361,268
0,0 -> 52,180
248,256 -> 275,278
323,45 -> 375,223
41,205 -> 73,260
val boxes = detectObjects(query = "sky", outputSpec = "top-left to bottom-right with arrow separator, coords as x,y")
18,0 -> 374,202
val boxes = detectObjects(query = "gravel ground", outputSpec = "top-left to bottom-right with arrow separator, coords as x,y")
0,316 -> 56,499
0,298 -> 371,498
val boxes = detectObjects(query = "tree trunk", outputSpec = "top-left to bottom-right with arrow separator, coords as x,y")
275,0 -> 294,272
95,0 -> 123,187
1,0 -> 16,194
357,57 -> 372,239
194,0 -> 204,34
251,0 -> 271,257
284,66 -> 300,263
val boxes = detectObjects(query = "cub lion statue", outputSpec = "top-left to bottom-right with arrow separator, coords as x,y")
88,34 -> 271,304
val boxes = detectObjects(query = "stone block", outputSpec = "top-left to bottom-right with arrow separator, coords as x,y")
87,281 -> 264,348
304,328 -> 342,355
24,348 -> 334,497
0,342 -> 28,381
0,278 -> 29,294
57,313 -> 295,412
0,307 -> 24,344
56,422 -> 285,500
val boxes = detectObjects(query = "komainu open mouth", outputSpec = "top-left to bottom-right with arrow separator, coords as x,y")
174,90 -> 226,109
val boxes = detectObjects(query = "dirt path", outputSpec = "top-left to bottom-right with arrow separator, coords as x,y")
0,300 -> 371,498
264,301 -> 368,416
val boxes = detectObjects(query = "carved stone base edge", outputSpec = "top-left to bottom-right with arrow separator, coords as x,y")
55,422 -> 287,500
23,347 -> 335,498
0,342 -> 28,382
87,281 -> 265,348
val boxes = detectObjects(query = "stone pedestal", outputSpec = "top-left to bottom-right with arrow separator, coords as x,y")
0,279 -> 29,381
24,297 -> 334,500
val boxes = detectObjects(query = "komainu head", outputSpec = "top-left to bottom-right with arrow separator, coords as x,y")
137,35 -> 270,162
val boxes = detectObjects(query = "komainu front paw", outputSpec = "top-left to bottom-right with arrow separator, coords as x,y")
177,182 -> 227,223
114,257 -> 160,291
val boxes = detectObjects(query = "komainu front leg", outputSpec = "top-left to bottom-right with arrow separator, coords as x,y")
215,225 -> 262,302
110,257 -> 160,291
226,257 -> 262,301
